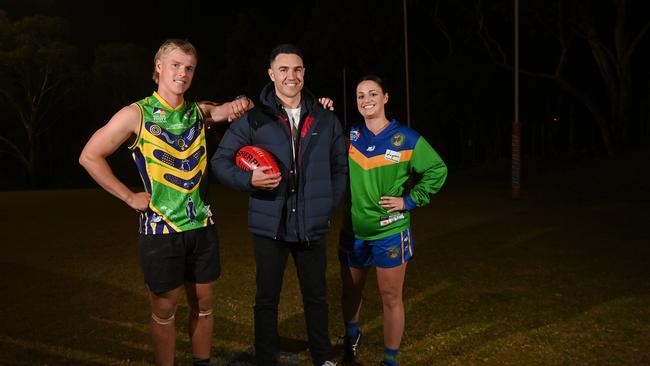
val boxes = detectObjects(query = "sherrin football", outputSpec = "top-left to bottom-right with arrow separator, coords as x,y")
235,146 -> 280,174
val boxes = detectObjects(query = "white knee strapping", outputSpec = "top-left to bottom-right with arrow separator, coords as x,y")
197,309 -> 213,318
151,312 -> 175,325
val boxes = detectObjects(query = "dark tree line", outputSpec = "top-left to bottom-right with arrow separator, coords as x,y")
476,0 -> 650,156
1,0 -> 649,189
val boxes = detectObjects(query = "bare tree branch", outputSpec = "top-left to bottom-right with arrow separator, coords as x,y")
0,135 -> 28,169
627,20 -> 650,59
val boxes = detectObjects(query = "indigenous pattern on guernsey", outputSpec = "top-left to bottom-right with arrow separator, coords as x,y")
129,92 -> 213,234
348,119 -> 447,240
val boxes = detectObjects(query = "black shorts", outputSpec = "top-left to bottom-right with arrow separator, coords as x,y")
139,225 -> 221,295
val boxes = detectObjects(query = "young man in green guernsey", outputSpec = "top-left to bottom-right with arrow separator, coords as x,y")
79,39 -> 253,366
339,75 -> 447,366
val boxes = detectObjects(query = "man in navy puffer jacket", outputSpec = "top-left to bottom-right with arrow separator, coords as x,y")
210,43 -> 347,366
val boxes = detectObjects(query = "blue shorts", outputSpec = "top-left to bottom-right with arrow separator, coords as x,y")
338,228 -> 413,269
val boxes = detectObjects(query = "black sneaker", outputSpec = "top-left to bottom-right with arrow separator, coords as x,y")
343,330 -> 362,362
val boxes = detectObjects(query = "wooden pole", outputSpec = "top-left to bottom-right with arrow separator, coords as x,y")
512,0 -> 521,199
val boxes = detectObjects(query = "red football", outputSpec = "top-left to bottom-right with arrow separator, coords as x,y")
235,146 -> 280,174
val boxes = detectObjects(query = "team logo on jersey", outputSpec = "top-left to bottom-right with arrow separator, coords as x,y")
350,127 -> 360,142
366,145 -> 376,152
153,108 -> 167,123
384,149 -> 401,163
149,124 -> 162,136
391,133 -> 405,147
388,246 -> 400,259
379,212 -> 405,226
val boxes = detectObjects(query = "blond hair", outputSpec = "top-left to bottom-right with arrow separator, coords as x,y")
152,39 -> 198,84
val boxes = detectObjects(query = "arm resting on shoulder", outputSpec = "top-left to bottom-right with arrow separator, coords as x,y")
199,96 -> 254,125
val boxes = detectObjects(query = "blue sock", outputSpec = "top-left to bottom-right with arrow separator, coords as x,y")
383,347 -> 399,365
346,321 -> 360,338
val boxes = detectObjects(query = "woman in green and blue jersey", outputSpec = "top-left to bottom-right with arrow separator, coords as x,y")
339,75 -> 448,366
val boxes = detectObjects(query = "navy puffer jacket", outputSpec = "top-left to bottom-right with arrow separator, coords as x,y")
211,83 -> 348,243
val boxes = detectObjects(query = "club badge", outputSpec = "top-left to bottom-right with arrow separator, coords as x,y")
391,133 -> 405,147
350,127 -> 360,142
388,247 -> 400,259
150,124 -> 162,136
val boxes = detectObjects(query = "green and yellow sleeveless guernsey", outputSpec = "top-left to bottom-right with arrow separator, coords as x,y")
129,92 -> 213,234
347,119 -> 447,240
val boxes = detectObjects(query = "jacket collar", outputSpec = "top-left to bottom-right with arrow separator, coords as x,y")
259,82 -> 320,118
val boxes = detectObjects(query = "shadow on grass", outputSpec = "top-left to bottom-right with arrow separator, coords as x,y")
0,260 -> 276,366
0,262 -> 151,364
398,186 -> 650,365
2,148 -> 649,365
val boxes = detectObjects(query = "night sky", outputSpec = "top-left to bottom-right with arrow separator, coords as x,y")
1,0 -> 649,188
2,0 -> 417,100
1,0 -> 504,107
1,4 -> 648,365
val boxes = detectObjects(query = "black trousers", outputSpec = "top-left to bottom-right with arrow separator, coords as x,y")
253,235 -> 332,366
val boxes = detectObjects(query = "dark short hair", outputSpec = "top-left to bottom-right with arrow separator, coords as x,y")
357,74 -> 387,93
269,43 -> 303,67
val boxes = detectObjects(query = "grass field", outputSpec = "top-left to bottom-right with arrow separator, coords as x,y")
1,149 -> 649,365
